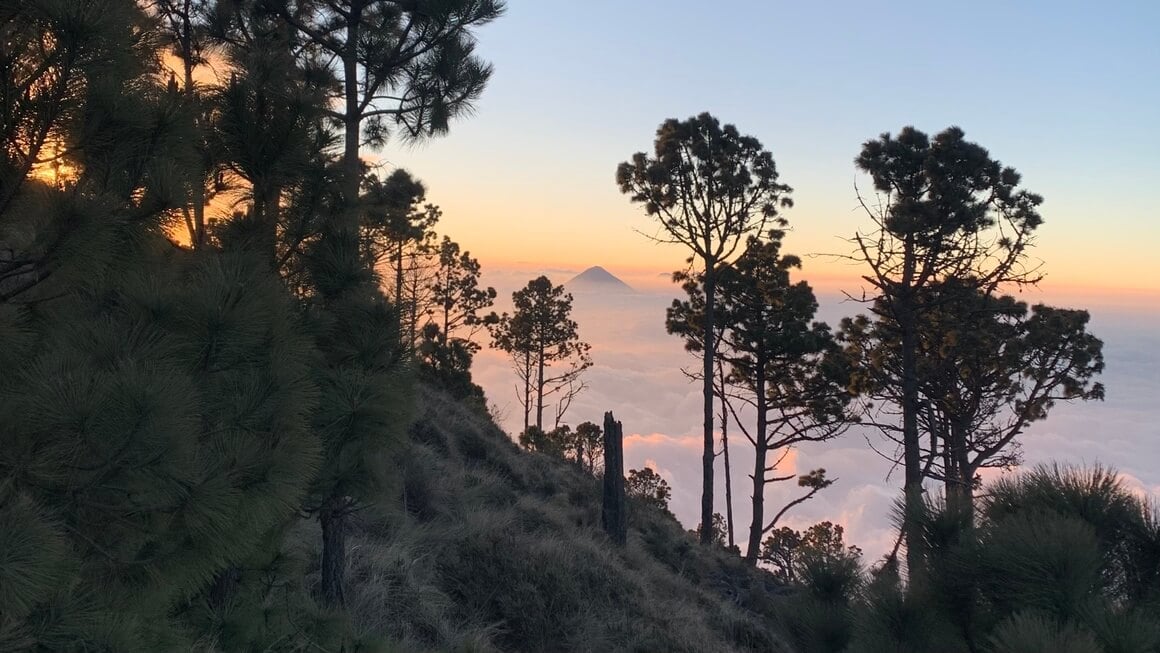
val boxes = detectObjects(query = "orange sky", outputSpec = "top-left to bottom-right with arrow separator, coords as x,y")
416,180 -> 1160,310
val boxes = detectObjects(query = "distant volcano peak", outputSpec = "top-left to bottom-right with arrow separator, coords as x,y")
565,266 -> 634,292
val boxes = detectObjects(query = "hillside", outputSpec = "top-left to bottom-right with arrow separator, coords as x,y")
329,385 -> 789,653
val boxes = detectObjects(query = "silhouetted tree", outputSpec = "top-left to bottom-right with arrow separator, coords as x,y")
669,233 -> 856,563
761,521 -> 862,583
0,0 -> 195,301
848,126 -> 1045,574
262,9 -> 505,603
361,168 -> 438,310
618,112 -> 793,544
761,527 -> 802,582
627,467 -> 673,513
417,322 -> 484,401
208,6 -> 329,263
427,235 -> 497,349
841,281 -> 1104,513
695,512 -> 729,547
150,0 -> 215,248
269,0 -> 504,262
718,360 -> 737,549
490,276 -> 591,433
514,421 -> 605,476
517,425 -> 558,455
568,421 -> 604,474
0,6 -> 323,644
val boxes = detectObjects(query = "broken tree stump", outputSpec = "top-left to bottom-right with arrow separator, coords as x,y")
602,411 -> 627,545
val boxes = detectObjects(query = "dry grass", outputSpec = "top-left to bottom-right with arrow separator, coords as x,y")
335,385 -> 790,653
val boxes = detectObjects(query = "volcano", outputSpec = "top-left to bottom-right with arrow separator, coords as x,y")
565,266 -> 634,293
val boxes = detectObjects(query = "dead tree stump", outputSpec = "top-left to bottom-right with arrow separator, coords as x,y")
602,411 -> 627,545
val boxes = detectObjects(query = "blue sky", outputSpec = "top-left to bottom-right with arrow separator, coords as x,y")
392,0 -> 1160,294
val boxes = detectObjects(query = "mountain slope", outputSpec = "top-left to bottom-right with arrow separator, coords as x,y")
330,385 -> 789,653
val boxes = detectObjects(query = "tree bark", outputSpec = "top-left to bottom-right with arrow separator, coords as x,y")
535,340 -> 545,430
522,348 -> 531,434
900,312 -> 925,580
720,364 -> 735,550
395,241 -> 404,304
601,412 -> 626,545
950,418 -> 974,525
745,354 -> 768,565
332,7 -> 364,298
700,266 -> 717,544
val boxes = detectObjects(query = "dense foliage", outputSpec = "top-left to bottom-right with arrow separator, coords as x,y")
0,0 -> 499,647
772,467 -> 1160,653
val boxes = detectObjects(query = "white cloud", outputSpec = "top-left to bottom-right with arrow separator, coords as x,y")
470,282 -> 1160,560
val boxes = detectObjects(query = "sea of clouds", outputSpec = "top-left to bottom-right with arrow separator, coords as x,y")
470,267 -> 1160,561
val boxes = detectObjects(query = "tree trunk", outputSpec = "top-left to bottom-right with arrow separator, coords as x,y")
745,357 -> 768,565
900,313 -> 925,579
341,14 -> 362,227
319,496 -> 347,607
179,9 -> 207,249
249,185 -> 281,266
522,350 -> 531,436
699,266 -> 717,544
442,273 -> 451,339
720,364 -> 735,550
535,341 -> 545,430
519,350 -> 531,436
408,267 -> 420,347
939,412 -> 953,499
330,9 -> 363,301
950,418 -> 974,525
394,242 -> 404,305
601,412 -> 626,545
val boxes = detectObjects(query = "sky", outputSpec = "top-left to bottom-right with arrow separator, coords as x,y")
386,0 -> 1160,299
371,2 -> 1160,558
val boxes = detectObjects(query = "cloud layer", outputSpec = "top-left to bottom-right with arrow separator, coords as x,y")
472,272 -> 1160,560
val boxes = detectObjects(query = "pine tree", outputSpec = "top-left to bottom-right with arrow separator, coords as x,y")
626,467 -> 673,513
847,126 -> 1045,575
260,0 -> 504,608
840,282 -> 1104,514
569,421 -> 604,475
668,232 -> 855,563
428,235 -> 497,348
0,6 -> 322,642
301,248 -> 412,607
362,169 -> 440,316
151,0 -> 215,248
0,0 -> 195,301
267,0 -> 503,263
490,275 -> 591,434
618,113 -> 794,543
206,2 -> 331,264
761,522 -> 862,583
